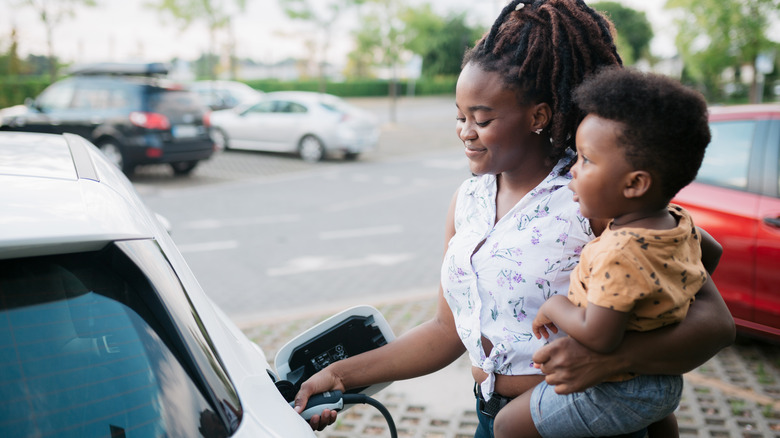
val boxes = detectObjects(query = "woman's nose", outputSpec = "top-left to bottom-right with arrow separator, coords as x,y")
458,123 -> 476,142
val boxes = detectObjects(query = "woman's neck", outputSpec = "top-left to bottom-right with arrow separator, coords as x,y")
494,159 -> 556,222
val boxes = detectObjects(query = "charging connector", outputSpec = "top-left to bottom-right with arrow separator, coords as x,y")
285,388 -> 398,438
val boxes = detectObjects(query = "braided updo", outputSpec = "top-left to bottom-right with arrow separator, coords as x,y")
462,0 -> 622,164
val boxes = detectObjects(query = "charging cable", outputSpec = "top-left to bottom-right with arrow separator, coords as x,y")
293,390 -> 398,438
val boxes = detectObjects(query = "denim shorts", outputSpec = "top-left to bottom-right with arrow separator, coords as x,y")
530,374 -> 682,438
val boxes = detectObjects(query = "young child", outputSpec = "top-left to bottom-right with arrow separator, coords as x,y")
493,67 -> 714,438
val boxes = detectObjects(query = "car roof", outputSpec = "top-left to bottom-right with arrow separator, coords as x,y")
709,103 -> 780,121
264,91 -> 340,102
0,132 -> 155,260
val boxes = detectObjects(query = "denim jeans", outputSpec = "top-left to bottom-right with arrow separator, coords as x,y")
530,374 -> 680,438
474,399 -> 495,438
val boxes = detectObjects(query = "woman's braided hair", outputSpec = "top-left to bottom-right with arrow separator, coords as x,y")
463,0 -> 622,165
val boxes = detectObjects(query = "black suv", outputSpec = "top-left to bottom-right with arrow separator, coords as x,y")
0,62 -> 214,176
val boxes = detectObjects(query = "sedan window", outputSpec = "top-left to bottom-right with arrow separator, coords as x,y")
697,120 -> 755,190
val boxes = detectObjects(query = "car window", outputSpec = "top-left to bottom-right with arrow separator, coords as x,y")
245,100 -> 275,114
276,101 -> 307,113
148,88 -> 203,115
696,120 -> 755,190
0,243 -> 241,438
72,83 -> 133,110
35,81 -> 76,111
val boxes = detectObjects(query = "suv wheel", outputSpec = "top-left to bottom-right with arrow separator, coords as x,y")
170,161 -> 199,175
299,135 -> 325,162
98,140 -> 134,175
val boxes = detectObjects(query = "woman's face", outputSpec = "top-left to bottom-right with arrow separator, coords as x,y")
455,63 -> 541,176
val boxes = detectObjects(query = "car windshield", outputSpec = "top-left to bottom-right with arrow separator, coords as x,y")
0,242 -> 240,438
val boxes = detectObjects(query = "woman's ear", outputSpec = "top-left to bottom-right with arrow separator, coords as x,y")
531,102 -> 552,133
623,170 -> 652,199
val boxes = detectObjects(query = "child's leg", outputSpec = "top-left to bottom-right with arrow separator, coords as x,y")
647,413 -> 679,438
493,391 -> 542,438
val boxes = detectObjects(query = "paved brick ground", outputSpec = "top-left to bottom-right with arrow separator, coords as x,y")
243,296 -> 780,438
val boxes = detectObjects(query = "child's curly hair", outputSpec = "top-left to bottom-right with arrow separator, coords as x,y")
573,67 -> 711,200
462,0 -> 622,165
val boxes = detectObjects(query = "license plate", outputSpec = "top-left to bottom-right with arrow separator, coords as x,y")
172,125 -> 199,138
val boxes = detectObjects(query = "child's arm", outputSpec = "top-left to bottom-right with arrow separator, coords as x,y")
533,295 -> 631,353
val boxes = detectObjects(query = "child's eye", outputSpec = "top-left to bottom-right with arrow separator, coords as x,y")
476,120 -> 492,127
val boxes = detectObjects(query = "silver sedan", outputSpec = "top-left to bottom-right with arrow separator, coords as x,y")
209,91 -> 380,162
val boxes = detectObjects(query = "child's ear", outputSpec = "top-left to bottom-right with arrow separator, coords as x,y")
623,170 -> 652,199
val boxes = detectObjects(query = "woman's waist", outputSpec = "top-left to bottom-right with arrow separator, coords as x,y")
471,366 -> 545,398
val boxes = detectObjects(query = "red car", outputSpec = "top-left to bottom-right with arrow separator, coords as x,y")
673,104 -> 780,341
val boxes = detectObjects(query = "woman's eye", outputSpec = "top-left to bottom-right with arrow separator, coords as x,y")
476,120 -> 492,127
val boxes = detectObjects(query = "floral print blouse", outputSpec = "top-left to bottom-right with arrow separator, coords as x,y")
441,153 -> 593,400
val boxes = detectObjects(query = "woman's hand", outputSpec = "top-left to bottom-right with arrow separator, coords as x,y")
531,336 -> 621,394
294,368 -> 345,430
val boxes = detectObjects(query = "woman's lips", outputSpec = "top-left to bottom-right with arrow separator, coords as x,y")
464,140 -> 486,158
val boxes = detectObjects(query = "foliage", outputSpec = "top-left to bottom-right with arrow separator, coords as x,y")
243,76 -> 456,96
591,2 -> 653,64
14,0 -> 97,80
279,0 -> 365,91
0,76 -> 50,108
150,0 -> 247,79
400,4 -> 484,77
665,0 -> 780,102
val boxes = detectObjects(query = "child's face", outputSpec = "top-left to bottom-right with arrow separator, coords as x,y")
569,114 -> 636,220
455,63 -> 541,176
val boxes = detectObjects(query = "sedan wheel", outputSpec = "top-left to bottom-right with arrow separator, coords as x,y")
299,135 -> 325,163
211,128 -> 229,151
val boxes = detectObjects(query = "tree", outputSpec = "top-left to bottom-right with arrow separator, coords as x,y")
280,0 -> 365,91
15,0 -> 97,80
665,0 -> 780,102
348,0 -> 407,121
591,2 -> 652,65
401,5 -> 484,77
151,0 -> 246,80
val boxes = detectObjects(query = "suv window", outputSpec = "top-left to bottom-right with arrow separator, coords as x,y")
148,88 -> 204,115
697,120 -> 755,190
0,242 -> 241,438
35,80 -> 76,111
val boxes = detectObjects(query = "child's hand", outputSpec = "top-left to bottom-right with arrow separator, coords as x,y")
532,313 -> 558,339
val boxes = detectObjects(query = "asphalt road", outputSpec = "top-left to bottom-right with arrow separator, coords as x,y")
133,96 -> 470,323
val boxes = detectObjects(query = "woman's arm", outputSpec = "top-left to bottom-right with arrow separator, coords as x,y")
294,189 -> 466,429
532,277 -> 735,394
698,226 -> 722,274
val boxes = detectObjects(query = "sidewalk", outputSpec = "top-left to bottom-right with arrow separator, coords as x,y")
242,293 -> 780,438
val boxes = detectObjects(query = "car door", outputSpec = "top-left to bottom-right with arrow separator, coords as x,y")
228,100 -> 279,151
754,118 -> 780,333
674,111 -> 780,338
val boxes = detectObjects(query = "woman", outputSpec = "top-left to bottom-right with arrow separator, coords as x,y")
294,1 -> 735,436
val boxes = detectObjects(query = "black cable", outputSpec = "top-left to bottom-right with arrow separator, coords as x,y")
342,394 -> 398,438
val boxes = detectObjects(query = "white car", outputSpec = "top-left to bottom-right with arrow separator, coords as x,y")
190,80 -> 265,111
0,132 -> 316,437
209,91 -> 380,162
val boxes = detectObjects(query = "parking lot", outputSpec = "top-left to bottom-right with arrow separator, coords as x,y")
133,96 -> 780,438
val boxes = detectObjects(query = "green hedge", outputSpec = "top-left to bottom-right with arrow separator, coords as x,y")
0,77 -> 50,108
0,76 -> 458,108
243,76 -> 457,97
